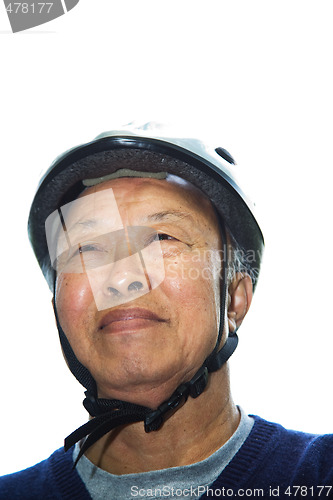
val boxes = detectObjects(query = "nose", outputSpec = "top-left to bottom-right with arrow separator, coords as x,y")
83,233 -> 165,311
103,254 -> 150,300
107,279 -> 145,298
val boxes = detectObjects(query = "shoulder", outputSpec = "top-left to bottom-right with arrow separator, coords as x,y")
212,415 -> 333,497
0,447 -> 91,500
251,414 -> 333,453
248,415 -> 333,484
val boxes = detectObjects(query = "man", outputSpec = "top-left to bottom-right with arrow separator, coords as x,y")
1,125 -> 332,499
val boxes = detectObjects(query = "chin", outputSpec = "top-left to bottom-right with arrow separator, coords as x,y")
96,372 -> 184,410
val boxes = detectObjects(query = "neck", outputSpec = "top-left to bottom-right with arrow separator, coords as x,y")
84,365 -> 239,475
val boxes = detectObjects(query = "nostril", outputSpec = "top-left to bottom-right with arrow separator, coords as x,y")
107,287 -> 121,297
128,281 -> 144,292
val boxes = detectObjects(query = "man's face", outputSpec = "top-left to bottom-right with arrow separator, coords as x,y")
55,176 -> 223,406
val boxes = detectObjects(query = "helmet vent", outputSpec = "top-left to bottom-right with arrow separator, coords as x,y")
215,147 -> 235,165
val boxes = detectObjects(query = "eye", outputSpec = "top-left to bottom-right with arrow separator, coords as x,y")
78,244 -> 102,253
156,233 -> 178,241
145,232 -> 178,246
70,243 -> 106,259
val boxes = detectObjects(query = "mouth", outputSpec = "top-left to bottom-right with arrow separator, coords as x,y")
99,307 -> 167,334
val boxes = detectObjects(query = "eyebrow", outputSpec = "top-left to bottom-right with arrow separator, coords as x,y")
65,218 -> 108,233
72,219 -> 98,228
145,210 -> 194,223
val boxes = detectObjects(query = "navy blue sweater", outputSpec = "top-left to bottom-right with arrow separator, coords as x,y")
0,416 -> 332,499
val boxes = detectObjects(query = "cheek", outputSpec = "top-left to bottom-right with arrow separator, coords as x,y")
163,252 -> 221,324
55,273 -> 94,329
161,254 -> 221,364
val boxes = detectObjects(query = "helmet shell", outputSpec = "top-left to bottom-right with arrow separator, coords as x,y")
28,127 -> 264,289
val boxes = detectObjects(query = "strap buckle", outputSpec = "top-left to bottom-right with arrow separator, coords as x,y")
188,366 -> 209,398
144,367 -> 209,432
144,383 -> 189,432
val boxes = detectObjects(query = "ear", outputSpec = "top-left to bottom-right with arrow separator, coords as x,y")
227,273 -> 253,332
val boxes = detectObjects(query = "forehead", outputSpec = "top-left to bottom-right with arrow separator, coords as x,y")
76,176 -> 218,227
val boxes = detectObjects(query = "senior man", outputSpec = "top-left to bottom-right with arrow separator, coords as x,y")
1,125 -> 332,499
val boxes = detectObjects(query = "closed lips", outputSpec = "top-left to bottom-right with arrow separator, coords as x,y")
99,308 -> 166,329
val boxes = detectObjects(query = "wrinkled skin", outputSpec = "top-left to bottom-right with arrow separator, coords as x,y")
55,175 -> 224,408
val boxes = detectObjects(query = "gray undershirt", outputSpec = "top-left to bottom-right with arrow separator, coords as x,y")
73,407 -> 254,500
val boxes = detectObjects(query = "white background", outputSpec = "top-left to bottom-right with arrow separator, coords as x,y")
0,0 -> 332,475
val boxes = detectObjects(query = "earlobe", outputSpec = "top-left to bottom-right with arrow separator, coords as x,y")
227,273 -> 253,332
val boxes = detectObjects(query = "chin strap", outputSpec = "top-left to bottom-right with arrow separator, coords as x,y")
64,330 -> 238,467
59,214 -> 238,467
